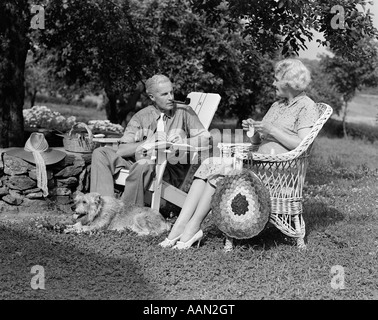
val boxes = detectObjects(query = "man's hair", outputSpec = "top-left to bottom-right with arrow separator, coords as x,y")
145,74 -> 171,95
275,59 -> 311,91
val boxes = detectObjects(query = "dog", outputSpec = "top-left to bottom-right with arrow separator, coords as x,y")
64,192 -> 171,236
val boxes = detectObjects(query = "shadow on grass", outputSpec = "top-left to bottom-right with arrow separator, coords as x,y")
203,200 -> 345,251
0,222 -> 163,300
303,200 -> 345,237
203,221 -> 293,251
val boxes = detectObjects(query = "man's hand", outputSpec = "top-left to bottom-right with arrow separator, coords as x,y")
135,143 -> 155,161
155,131 -> 167,142
167,133 -> 183,144
134,133 -> 167,161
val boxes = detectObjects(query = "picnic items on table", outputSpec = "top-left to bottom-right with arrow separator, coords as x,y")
6,132 -> 66,197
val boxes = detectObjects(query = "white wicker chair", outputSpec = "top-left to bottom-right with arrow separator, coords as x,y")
218,103 -> 333,249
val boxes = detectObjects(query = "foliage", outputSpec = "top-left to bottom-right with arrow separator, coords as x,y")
24,49 -> 99,106
0,0 -> 40,147
302,58 -> 343,114
228,55 -> 276,123
37,0 -> 154,123
191,0 -> 378,60
41,0 -> 151,87
320,40 -> 378,104
137,0 -> 277,121
36,0 -> 274,124
22,105 -> 124,134
1,0 -> 377,147
37,0 -> 377,126
24,49 -> 54,107
319,39 -> 378,137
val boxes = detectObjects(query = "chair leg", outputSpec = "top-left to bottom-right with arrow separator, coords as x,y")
296,236 -> 306,249
150,158 -> 167,210
224,236 -> 234,252
293,214 -> 306,249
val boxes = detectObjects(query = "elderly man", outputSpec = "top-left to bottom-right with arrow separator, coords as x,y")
90,74 -> 211,206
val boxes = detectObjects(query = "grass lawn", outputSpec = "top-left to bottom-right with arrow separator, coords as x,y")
1,135 -> 377,300
24,101 -> 108,123
2,95 -> 376,300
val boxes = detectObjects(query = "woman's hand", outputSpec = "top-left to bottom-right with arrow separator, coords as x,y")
252,121 -> 275,139
241,118 -> 255,131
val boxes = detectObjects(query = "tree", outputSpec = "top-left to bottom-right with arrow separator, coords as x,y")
137,0 -> 378,123
32,0 -> 378,126
35,0 -> 270,125
24,48 -> 53,108
319,39 -> 378,137
0,1 -> 44,147
137,0 -> 276,123
303,58 -> 344,114
37,0 -> 154,125
192,0 -> 377,60
1,0 -> 377,147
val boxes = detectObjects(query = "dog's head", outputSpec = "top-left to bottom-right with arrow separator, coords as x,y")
72,192 -> 103,225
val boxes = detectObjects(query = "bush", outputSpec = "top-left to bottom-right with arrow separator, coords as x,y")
23,106 -> 77,132
322,118 -> 378,142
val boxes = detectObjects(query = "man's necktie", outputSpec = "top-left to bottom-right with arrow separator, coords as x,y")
156,112 -> 166,132
153,113 -> 167,161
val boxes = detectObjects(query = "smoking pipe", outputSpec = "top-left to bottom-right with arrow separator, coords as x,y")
170,98 -> 191,105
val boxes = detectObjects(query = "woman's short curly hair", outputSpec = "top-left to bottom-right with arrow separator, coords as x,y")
275,59 -> 311,91
145,74 -> 171,95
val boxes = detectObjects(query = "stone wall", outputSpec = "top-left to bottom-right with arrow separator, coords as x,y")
0,147 -> 92,211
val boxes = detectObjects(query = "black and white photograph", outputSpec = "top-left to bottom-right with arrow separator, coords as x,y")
1,0 -> 377,305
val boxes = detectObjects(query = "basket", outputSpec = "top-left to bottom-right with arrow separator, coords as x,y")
63,123 -> 99,153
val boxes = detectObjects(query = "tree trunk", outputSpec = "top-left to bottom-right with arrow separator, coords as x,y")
104,83 -> 144,126
103,89 -> 118,125
30,88 -> 37,108
0,1 -> 30,148
121,81 -> 144,125
342,100 -> 349,139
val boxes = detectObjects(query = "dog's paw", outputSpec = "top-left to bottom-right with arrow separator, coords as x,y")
64,224 -> 85,234
64,224 -> 77,234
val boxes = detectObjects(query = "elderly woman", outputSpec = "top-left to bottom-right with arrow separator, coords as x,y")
160,58 -> 319,250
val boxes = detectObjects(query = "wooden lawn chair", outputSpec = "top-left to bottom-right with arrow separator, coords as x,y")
95,92 -> 221,210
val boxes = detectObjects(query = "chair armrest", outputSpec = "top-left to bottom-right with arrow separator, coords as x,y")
93,137 -> 120,150
93,137 -> 120,144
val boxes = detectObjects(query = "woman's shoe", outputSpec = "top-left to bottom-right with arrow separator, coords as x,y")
159,234 -> 182,248
173,230 -> 203,250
